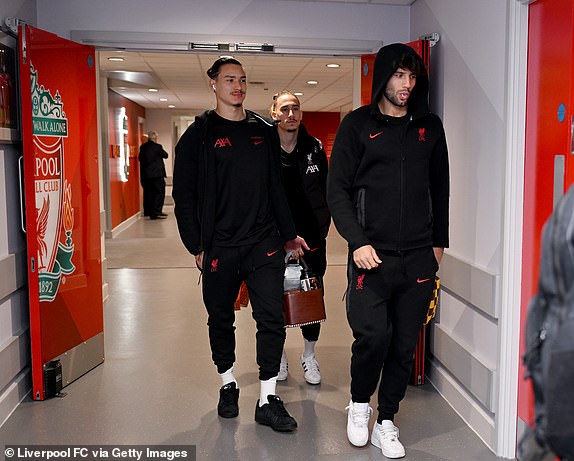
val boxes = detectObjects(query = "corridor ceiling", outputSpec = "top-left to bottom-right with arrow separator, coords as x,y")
98,0 -> 416,113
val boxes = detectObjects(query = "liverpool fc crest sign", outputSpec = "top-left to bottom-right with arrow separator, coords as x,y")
31,64 -> 75,302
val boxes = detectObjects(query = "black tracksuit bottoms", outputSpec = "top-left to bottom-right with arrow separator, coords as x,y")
299,240 -> 327,342
346,246 -> 438,422
202,233 -> 286,381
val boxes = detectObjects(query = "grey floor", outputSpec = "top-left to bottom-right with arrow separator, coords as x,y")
0,206 -> 508,460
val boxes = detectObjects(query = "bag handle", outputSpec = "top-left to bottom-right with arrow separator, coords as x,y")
284,251 -> 309,270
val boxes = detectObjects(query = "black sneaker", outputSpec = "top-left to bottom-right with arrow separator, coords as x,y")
218,382 -> 239,418
254,395 -> 297,432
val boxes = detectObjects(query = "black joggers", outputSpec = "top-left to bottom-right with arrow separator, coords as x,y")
346,246 -> 438,422
299,240 -> 327,342
202,234 -> 286,381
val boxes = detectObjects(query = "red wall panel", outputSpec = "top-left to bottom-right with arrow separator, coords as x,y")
519,0 -> 574,423
302,111 -> 341,159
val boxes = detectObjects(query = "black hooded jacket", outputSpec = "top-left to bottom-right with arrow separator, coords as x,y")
327,43 -> 449,253
172,109 -> 297,256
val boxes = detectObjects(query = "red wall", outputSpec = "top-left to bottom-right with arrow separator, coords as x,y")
302,111 -> 340,159
518,0 -> 574,424
107,90 -> 145,229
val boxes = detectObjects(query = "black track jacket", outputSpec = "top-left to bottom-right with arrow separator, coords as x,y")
327,43 -> 449,253
281,123 -> 331,243
172,110 -> 297,256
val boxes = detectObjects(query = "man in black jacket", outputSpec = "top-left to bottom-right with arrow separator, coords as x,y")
270,90 -> 330,385
327,43 -> 449,458
172,58 -> 307,433
138,130 -> 168,219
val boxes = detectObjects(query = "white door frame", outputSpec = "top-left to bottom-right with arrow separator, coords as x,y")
497,0 -> 535,457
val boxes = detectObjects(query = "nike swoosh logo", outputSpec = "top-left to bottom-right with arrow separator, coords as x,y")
266,250 -> 280,257
254,140 -> 264,145
417,277 -> 431,283
369,131 -> 383,139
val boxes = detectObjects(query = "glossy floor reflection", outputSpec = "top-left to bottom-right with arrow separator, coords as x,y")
0,207 -> 509,460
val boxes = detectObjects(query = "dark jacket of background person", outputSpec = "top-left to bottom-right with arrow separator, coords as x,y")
139,138 -> 168,180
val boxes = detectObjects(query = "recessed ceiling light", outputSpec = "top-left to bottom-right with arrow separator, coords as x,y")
306,80 -> 318,85
148,88 -> 159,92
107,56 -> 125,62
294,92 -> 303,96
168,104 -> 176,108
159,98 -> 168,102
326,63 -> 340,68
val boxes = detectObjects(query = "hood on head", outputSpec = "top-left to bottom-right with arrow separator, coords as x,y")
370,43 -> 430,118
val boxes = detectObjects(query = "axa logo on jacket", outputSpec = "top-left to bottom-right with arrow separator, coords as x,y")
214,138 -> 232,148
305,153 -> 319,174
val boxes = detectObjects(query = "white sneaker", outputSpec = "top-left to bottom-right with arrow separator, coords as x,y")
277,353 -> 288,381
371,420 -> 405,459
300,353 -> 321,385
345,400 -> 372,446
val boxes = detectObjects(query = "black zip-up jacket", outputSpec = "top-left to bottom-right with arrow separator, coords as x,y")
280,123 -> 331,243
327,43 -> 449,253
172,110 -> 297,256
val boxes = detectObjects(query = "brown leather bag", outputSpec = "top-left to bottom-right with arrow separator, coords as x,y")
283,287 -> 326,328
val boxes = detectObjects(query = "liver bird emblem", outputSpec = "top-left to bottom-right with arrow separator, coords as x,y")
36,195 -> 50,270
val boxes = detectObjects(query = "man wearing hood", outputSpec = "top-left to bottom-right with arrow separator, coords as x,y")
327,43 -> 449,458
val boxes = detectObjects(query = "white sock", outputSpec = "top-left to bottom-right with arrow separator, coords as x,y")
259,377 -> 277,406
219,366 -> 237,387
281,349 -> 288,363
302,339 -> 316,358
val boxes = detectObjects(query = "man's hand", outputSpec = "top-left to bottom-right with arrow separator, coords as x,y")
284,236 -> 310,258
353,245 -> 382,270
195,251 -> 204,270
433,247 -> 444,265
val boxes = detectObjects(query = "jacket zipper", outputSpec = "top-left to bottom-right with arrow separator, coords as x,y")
199,115 -> 210,253
398,120 -> 409,251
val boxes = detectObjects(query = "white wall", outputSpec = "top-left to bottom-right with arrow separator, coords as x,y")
142,109 -> 186,179
411,0 -> 522,456
0,0 -> 37,427
35,0 -> 410,44
413,0 -> 507,271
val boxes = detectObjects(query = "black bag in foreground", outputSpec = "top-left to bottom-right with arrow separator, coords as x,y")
520,185 -> 574,460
